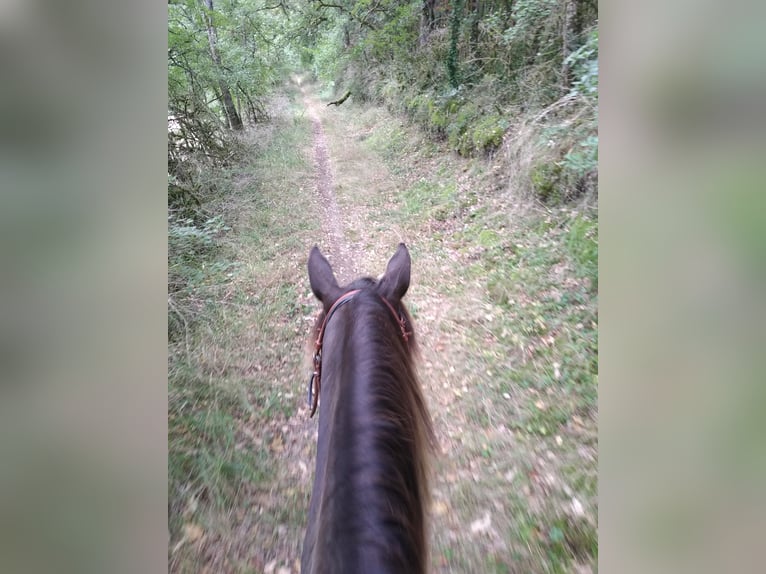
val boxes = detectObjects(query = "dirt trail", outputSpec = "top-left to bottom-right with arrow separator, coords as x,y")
301,85 -> 357,282
295,83 -> 468,569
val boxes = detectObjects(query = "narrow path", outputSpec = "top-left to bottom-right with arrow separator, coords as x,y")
294,82 -> 466,570
300,84 -> 356,282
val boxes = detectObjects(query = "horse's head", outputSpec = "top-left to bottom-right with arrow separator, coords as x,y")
307,242 -> 411,311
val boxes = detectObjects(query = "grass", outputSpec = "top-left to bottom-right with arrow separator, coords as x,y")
168,86 -> 322,572
358,100 -> 598,573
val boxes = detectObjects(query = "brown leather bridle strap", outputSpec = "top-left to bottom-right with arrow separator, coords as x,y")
379,295 -> 412,344
309,290 -> 361,418
309,289 -> 411,418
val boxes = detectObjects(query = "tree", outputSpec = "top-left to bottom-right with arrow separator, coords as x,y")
201,0 -> 243,130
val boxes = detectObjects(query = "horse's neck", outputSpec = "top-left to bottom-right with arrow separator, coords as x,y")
305,306 -> 425,573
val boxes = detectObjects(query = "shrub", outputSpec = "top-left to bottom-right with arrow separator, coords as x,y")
470,114 -> 509,153
446,101 -> 479,154
530,162 -> 563,204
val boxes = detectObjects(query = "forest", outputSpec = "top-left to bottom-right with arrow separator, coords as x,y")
169,0 -> 597,201
169,0 -> 598,572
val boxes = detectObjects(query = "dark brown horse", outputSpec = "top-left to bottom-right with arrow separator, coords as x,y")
302,243 -> 434,574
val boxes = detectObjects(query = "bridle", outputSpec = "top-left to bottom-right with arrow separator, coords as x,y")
308,289 -> 412,418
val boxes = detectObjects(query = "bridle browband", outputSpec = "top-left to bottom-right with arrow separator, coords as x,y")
308,289 -> 412,418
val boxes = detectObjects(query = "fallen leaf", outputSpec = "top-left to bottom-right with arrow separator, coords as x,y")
570,497 -> 585,518
185,495 -> 198,516
470,512 -> 491,534
183,523 -> 204,543
432,500 -> 448,516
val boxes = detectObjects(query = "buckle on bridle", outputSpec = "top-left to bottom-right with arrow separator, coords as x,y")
308,349 -> 321,417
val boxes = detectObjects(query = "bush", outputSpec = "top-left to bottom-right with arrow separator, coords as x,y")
168,213 -> 232,341
446,101 -> 479,154
470,114 -> 509,153
530,162 -> 563,204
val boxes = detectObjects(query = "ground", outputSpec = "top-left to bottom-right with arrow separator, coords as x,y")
168,76 -> 598,573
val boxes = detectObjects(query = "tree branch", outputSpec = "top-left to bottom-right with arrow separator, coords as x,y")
327,90 -> 352,106
310,0 -> 378,30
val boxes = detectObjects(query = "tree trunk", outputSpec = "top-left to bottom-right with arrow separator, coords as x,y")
419,0 -> 436,47
561,0 -> 578,91
447,0 -> 464,88
202,0 -> 243,130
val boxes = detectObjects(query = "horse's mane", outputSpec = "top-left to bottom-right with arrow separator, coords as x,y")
306,278 -> 435,573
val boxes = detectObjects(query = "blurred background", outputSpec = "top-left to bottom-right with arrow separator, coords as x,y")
601,0 -> 766,572
0,1 -> 167,572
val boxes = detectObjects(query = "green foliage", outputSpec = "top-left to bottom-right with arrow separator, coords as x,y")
167,213 -> 254,531
530,162 -> 564,203
447,0 -> 465,88
565,28 -> 599,100
308,27 -> 346,85
558,26 -> 599,198
168,215 -> 229,264
446,101 -> 479,153
503,0 -> 558,46
428,101 -> 450,132
365,2 -> 420,64
168,0 -> 295,153
168,371 -> 266,523
401,178 -> 458,221
299,0 -> 597,175
562,134 -> 598,179
526,26 -> 597,204
478,229 -> 501,247
401,84 -> 509,155
168,210 -> 235,342
470,114 -> 509,152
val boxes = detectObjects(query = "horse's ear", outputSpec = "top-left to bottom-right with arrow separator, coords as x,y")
379,243 -> 411,301
308,245 -> 341,304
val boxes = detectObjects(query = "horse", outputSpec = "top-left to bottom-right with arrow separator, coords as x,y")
301,243 -> 435,574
